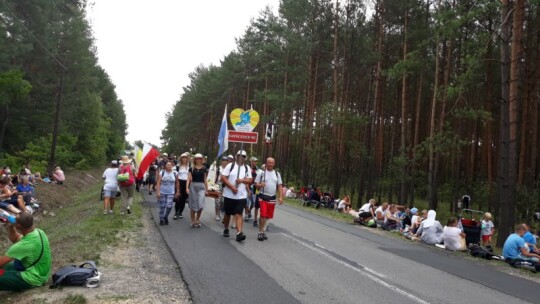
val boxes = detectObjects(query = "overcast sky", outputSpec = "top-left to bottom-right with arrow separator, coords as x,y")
86,0 -> 280,146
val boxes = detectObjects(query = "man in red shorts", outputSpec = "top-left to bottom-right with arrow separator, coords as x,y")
254,157 -> 283,241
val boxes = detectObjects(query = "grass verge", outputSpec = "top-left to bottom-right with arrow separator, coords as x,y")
284,198 -> 354,224
37,182 -> 143,266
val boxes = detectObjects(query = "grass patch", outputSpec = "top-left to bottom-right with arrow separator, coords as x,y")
38,183 -> 143,265
63,294 -> 87,304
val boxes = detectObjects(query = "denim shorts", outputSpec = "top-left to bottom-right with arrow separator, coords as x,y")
103,190 -> 117,198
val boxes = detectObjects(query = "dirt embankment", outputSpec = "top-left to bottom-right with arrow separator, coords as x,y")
1,169 -> 191,304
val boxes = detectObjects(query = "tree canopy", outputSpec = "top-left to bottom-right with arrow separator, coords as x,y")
0,0 -> 127,173
162,0 -> 540,246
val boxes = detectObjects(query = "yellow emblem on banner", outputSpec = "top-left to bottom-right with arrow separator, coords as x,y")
229,108 -> 259,132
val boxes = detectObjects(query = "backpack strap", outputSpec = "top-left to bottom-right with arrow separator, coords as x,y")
25,230 -> 44,270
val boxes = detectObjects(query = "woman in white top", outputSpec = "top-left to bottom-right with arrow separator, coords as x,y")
173,153 -> 190,220
102,160 -> 119,214
444,217 -> 466,251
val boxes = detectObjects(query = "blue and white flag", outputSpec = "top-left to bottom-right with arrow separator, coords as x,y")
217,105 -> 228,157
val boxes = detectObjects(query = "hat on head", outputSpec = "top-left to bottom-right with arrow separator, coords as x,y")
221,156 -> 229,161
111,160 -> 118,165
120,155 -> 132,164
227,154 -> 234,160
194,153 -> 204,159
410,208 -> 418,215
249,157 -> 258,162
236,150 -> 247,157
163,153 -> 168,157
180,152 -> 189,159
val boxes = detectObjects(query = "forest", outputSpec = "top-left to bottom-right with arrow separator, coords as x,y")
0,0 -> 127,175
162,0 -> 540,246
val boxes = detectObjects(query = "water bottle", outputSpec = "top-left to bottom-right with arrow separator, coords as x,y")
0,210 -> 16,224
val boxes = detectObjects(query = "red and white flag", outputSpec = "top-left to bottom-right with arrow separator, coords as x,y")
136,143 -> 160,180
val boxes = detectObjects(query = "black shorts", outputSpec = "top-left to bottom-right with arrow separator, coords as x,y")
224,197 -> 247,216
359,212 -> 372,219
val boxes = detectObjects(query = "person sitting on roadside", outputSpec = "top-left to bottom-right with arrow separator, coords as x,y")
0,177 -> 24,214
337,195 -> 351,213
285,187 -> 296,198
358,199 -> 376,223
0,213 -> 52,291
52,166 -> 65,184
374,202 -> 388,227
382,204 -> 400,231
16,176 -> 34,205
414,210 -> 443,245
410,209 -> 427,234
444,217 -> 466,251
399,207 -> 412,229
521,223 -> 539,255
503,225 -> 540,262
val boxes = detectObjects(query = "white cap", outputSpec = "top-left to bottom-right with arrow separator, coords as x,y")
236,150 -> 247,157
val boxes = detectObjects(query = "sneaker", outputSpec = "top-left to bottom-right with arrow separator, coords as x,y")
262,233 -> 268,240
149,191 -> 153,195
159,220 -> 164,226
108,209 -> 113,214
179,214 -> 183,219
215,216 -> 221,221
103,210 -> 108,215
253,221 -> 258,227
232,224 -> 237,229
236,232 -> 246,242
223,228 -> 230,237
165,219 -> 169,225
257,233 -> 264,241
173,214 -> 179,220
248,213 -> 252,219
127,208 -> 131,215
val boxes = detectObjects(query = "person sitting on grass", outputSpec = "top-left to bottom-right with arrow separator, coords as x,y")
16,176 -> 34,206
358,199 -> 376,223
285,187 -> 296,198
0,177 -> 24,214
382,204 -> 400,231
502,225 -> 540,263
410,209 -> 427,234
374,202 -> 388,227
444,217 -> 466,251
521,223 -> 539,255
52,166 -> 65,184
337,195 -> 351,213
0,213 -> 52,291
414,210 -> 443,245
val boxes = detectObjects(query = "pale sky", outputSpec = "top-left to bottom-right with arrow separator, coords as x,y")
86,0 -> 280,146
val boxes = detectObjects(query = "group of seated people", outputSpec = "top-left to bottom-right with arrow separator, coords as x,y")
0,165 -> 51,218
1,165 -> 65,185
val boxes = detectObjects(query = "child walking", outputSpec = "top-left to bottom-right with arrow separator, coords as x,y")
481,212 -> 495,247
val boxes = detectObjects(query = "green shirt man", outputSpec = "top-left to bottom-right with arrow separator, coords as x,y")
0,213 -> 52,291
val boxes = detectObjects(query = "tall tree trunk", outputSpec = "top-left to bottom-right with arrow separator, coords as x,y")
400,1 -> 409,204
48,68 -> 65,172
0,105 -> 9,151
428,0 -> 442,211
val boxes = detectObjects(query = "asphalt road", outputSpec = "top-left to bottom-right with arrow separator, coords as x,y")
142,191 -> 539,304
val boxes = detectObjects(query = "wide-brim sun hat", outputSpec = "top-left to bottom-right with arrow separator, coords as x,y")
180,152 -> 189,159
250,157 -> 258,162
194,153 -> 204,159
120,155 -> 132,164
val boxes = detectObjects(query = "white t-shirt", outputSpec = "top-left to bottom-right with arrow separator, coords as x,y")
177,165 -> 189,181
255,170 -> 282,197
222,162 -> 252,200
338,200 -> 346,209
411,215 -> 420,225
375,206 -> 386,220
102,168 -> 119,191
285,189 -> 295,198
359,203 -> 371,213
444,226 -> 463,251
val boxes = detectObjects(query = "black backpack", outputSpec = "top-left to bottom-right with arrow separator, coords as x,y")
469,245 -> 495,260
51,261 -> 100,288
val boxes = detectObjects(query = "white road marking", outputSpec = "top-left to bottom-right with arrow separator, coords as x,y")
282,232 -> 431,304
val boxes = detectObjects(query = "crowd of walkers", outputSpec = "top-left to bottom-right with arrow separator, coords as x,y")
102,150 -> 284,243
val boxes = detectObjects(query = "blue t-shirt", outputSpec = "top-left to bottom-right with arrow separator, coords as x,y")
523,231 -> 537,251
502,233 -> 526,259
16,184 -> 32,194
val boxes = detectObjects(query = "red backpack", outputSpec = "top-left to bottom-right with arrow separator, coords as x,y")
119,165 -> 135,187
